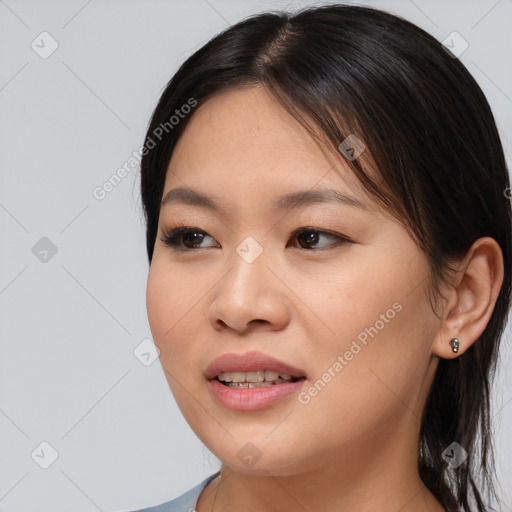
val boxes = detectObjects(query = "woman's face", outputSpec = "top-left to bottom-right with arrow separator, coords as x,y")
146,85 -> 442,477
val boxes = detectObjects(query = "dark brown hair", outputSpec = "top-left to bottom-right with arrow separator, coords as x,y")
139,5 -> 512,510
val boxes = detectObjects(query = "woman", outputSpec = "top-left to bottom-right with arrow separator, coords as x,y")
132,4 -> 511,511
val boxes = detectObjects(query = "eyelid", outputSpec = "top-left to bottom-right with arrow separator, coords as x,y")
159,225 -> 218,251
289,226 -> 350,242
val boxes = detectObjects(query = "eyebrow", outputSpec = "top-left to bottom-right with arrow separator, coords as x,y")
160,186 -> 369,213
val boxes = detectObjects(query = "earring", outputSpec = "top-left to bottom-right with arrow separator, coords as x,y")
449,338 -> 460,353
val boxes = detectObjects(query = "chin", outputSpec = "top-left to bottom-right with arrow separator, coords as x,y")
204,437 -> 312,477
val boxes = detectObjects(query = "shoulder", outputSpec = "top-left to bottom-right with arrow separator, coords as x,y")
126,470 -> 221,512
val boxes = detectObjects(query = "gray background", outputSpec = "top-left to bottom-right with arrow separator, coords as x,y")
0,0 -> 511,510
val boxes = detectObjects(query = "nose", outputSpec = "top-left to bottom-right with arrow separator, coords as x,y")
206,248 -> 291,335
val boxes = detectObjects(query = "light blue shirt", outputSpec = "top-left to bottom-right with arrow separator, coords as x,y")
130,471 -> 221,512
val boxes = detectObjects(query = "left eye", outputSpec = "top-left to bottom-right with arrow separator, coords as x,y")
159,226 -> 349,251
289,228 -> 347,250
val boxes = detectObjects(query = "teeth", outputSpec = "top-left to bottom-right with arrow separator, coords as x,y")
218,371 -> 232,382
265,370 -> 279,381
231,371 -> 246,383
226,380 -> 290,389
217,370 -> 295,383
246,371 -> 265,382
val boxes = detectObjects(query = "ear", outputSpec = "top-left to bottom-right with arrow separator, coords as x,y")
432,237 -> 504,359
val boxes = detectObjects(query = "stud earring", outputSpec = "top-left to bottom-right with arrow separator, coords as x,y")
449,338 -> 460,353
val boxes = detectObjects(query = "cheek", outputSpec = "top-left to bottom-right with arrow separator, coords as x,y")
146,261 -> 170,341
291,321 -> 432,457
295,250 -> 436,423
146,268 -> 196,426
297,247 -> 418,348
146,254 -> 200,334
146,260 -> 194,362
146,257 -> 214,397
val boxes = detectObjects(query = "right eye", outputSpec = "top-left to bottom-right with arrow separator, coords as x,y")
159,226 -> 219,251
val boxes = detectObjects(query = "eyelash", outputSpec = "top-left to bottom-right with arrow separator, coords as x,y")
158,222 -> 351,252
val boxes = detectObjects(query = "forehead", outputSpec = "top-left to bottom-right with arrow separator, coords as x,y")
164,85 -> 372,209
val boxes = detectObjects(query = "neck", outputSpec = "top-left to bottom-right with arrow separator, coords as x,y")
196,414 -> 446,512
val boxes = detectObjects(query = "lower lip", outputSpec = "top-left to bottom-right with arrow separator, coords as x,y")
208,378 -> 306,411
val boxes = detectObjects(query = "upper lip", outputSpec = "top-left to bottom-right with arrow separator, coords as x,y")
204,350 -> 307,380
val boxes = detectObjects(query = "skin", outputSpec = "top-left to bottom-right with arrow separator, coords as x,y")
146,85 -> 504,511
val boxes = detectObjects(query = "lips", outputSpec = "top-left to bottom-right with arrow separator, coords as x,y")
205,351 -> 307,411
204,350 -> 307,381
